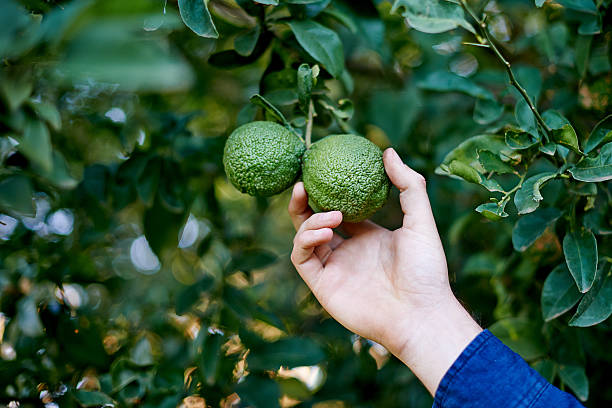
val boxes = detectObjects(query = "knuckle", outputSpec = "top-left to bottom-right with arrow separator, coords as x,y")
417,174 -> 427,187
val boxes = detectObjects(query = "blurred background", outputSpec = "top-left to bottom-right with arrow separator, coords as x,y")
0,0 -> 610,407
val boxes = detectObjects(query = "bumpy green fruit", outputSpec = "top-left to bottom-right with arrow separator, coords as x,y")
223,121 -> 306,196
302,134 -> 391,222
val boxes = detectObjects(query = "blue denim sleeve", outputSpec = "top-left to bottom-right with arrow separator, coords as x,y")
433,330 -> 584,408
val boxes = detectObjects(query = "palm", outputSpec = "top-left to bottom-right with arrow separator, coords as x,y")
311,224 -> 448,343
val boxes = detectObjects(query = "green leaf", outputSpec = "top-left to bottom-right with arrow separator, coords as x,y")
505,128 -> 538,150
40,151 -> 78,189
231,249 -> 278,272
514,172 -> 557,215
541,264 -> 582,321
569,263 -> 612,327
72,390 -> 116,407
514,99 -> 539,138
143,197 -> 186,257
178,0 -> 219,38
559,365 -> 589,402
575,35 -> 593,79
17,119 -> 53,173
0,75 -> 32,111
175,275 -> 214,315
542,109 -> 571,129
0,0 -> 31,58
437,134 -> 513,176
515,66 -> 542,102
367,85 -> 420,146
449,160 -> 481,184
584,114 -> 612,153
285,0 -> 326,3
0,175 -> 35,216
569,142 -> 612,182
29,99 -> 62,131
297,64 -> 313,113
208,48 -> 266,68
480,178 -> 504,193
223,286 -> 284,329
130,336 -> 154,366
254,0 -> 279,5
512,207 -> 561,252
60,21 -> 194,91
539,142 -> 556,155
488,317 -> 547,361
475,202 -> 508,220
235,375 -> 280,408
250,94 -> 295,132
557,0 -> 597,14
247,337 -> 325,370
577,14 -> 600,35
563,228 -> 598,293
288,20 -> 344,78
391,0 -> 475,34
278,377 -> 312,400
235,25 -> 261,56
473,97 -> 504,125
16,296 -> 43,337
418,71 -> 494,100
552,124 -> 581,154
199,331 -> 224,385
136,158 -> 161,206
532,359 -> 557,382
477,150 -> 515,174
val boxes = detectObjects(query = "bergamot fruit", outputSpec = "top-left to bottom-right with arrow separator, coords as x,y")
302,134 -> 391,222
223,121 -> 306,196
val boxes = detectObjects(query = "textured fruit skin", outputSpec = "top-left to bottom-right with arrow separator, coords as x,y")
223,121 -> 306,196
302,134 -> 391,222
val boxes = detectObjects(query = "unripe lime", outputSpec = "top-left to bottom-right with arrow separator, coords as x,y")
302,134 -> 391,222
223,121 -> 306,196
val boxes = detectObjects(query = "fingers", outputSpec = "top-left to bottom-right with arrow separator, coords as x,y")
383,148 -> 438,233
299,211 -> 343,233
340,220 -> 382,236
291,211 -> 343,284
288,182 -> 312,231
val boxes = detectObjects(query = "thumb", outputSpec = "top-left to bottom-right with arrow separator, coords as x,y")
383,148 -> 437,233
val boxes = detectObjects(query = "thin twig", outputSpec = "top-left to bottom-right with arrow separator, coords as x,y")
305,99 -> 314,149
460,0 -> 552,139
500,172 -> 527,206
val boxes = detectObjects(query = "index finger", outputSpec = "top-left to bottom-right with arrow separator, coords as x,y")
288,182 -> 312,231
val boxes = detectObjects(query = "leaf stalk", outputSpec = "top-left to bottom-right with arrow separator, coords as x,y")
305,99 -> 314,149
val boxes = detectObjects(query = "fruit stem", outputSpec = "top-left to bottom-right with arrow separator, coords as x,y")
305,99 -> 314,149
459,0 -> 553,140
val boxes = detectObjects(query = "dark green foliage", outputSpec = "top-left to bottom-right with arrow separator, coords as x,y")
0,0 -> 611,407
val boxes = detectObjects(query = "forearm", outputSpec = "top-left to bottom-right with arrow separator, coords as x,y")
385,296 -> 482,396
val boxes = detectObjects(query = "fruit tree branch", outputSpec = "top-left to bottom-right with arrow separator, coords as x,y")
460,0 -> 553,139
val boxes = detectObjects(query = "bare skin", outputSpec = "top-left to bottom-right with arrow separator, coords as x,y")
289,148 -> 482,395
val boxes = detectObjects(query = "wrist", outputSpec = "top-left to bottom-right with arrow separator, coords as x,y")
387,295 -> 482,396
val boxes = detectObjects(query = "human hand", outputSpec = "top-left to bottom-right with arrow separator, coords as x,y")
289,148 -> 481,395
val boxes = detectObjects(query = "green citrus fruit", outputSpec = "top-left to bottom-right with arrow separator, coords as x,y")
302,134 -> 391,222
223,121 -> 306,197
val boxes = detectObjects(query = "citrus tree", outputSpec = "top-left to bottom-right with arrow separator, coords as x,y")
0,0 -> 610,407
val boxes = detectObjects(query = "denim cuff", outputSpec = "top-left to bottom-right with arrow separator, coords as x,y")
431,329 -> 581,408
